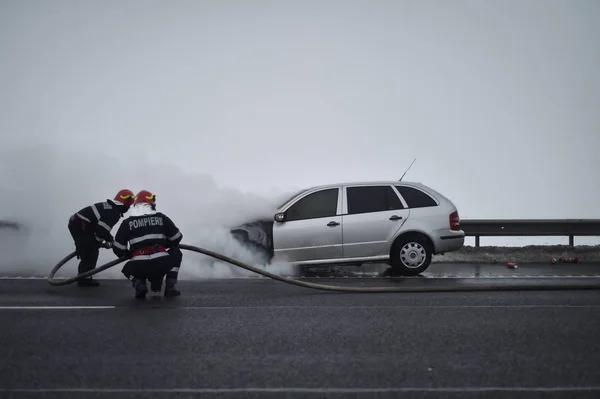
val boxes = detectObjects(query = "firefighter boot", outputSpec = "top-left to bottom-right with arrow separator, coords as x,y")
132,278 -> 148,299
149,277 -> 163,293
164,278 -> 181,297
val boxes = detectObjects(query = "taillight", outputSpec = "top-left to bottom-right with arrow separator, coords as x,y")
449,211 -> 460,231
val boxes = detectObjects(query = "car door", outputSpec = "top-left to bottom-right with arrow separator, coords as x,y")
272,187 -> 343,263
341,184 -> 410,258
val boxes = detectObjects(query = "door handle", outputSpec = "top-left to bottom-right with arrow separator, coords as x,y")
327,221 -> 340,227
389,215 -> 402,221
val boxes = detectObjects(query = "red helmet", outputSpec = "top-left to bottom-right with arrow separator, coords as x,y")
113,189 -> 135,206
134,189 -> 156,205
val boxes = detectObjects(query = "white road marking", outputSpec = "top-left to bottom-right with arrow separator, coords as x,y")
175,305 -> 600,309
2,275 -> 600,280
0,305 -> 597,311
0,276 -> 49,280
298,275 -> 600,279
3,387 -> 600,394
0,306 -> 115,310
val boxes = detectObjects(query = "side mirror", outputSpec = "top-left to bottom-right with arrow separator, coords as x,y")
274,212 -> 285,223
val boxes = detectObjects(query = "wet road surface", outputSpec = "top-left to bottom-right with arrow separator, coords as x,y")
1,263 -> 600,398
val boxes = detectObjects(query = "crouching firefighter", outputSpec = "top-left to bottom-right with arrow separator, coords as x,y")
68,189 -> 136,287
111,189 -> 183,299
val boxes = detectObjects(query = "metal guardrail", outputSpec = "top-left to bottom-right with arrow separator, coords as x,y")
2,218 -> 599,247
461,219 -> 600,247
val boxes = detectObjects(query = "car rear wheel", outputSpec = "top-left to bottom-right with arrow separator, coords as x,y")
390,235 -> 432,276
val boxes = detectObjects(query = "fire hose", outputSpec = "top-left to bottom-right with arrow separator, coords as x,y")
47,243 -> 600,292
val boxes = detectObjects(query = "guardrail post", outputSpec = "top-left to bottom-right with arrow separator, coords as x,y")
569,235 -> 574,247
475,236 -> 480,247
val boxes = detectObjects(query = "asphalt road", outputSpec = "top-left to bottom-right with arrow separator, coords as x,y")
1,263 -> 600,399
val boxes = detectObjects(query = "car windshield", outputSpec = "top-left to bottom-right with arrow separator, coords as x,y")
277,189 -> 309,209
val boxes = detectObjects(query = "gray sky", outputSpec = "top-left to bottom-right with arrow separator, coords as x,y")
1,0 -> 598,242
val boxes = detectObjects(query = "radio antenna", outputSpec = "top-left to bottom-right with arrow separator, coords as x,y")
399,158 -> 416,181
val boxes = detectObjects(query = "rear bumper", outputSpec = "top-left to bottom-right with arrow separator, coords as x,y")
430,229 -> 465,254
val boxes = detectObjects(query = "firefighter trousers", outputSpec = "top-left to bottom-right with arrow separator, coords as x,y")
67,216 -> 100,276
121,247 -> 183,283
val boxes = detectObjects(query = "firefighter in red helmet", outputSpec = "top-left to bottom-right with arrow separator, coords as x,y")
67,189 -> 135,287
112,189 -> 183,299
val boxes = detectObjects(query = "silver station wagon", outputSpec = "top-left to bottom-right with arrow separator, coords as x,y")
231,180 -> 465,275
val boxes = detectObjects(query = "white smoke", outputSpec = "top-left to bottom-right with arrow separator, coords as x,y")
0,143 -> 296,279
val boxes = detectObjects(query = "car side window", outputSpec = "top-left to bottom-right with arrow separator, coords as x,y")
347,185 -> 404,215
285,188 -> 339,221
395,186 -> 438,208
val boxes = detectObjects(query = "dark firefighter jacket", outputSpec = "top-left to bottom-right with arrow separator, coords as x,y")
73,200 -> 124,244
111,211 -> 183,260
